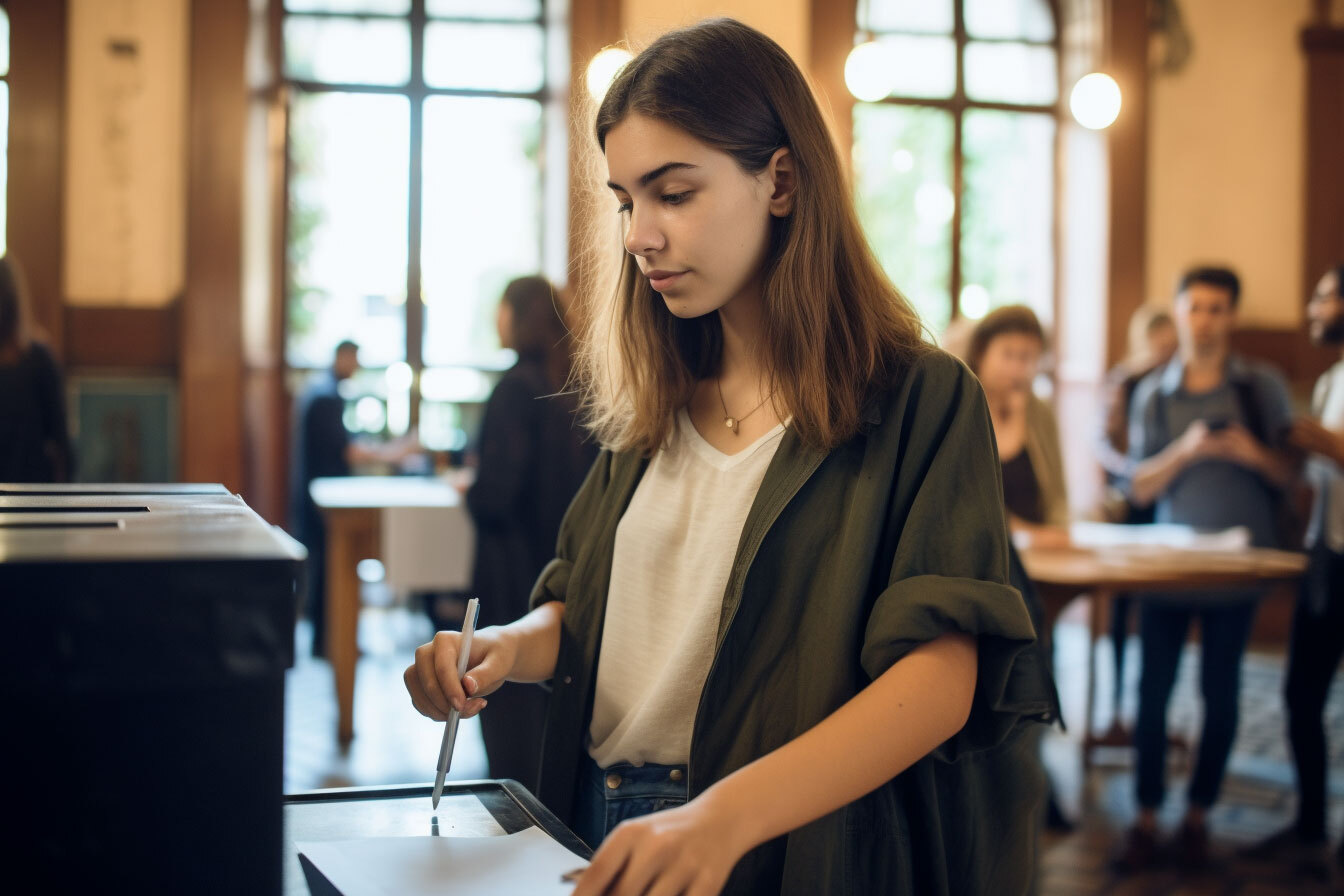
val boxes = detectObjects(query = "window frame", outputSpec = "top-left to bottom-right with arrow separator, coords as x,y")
853,0 -> 1063,325
274,0 -> 558,439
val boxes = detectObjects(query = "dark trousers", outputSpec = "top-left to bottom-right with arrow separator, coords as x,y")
478,681 -> 549,794
296,504 -> 327,657
1135,598 -> 1259,810
1285,545 -> 1344,840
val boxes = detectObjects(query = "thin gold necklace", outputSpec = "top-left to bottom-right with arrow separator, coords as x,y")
716,378 -> 773,435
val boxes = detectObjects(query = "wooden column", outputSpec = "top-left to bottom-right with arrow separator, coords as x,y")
1105,0 -> 1149,368
6,0 -> 68,355
808,0 -> 858,170
1302,16 -> 1344,298
565,0 -> 622,305
181,0 -> 247,489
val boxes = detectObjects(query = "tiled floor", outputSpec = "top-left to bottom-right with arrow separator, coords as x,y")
283,593 -> 1344,893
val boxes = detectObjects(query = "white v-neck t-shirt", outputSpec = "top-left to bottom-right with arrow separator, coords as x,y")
587,407 -> 786,767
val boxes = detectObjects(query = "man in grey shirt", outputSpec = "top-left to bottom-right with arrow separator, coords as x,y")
1115,267 -> 1298,873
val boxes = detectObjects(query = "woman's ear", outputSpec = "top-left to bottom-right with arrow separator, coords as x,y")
766,147 -> 796,217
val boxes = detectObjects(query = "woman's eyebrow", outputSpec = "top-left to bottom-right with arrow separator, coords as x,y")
606,161 -> 699,192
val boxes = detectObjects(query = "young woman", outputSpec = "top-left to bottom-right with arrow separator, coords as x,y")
967,305 -> 1071,550
406,19 -> 1052,895
461,275 -> 598,791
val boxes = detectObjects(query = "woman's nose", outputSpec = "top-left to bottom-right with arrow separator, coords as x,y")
623,206 -> 664,256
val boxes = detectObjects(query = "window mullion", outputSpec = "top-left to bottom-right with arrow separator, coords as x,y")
406,0 -> 426,427
950,0 -> 966,318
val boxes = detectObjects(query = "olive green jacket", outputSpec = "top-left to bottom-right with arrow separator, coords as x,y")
529,349 -> 1056,895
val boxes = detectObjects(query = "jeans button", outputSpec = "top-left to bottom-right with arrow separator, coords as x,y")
668,768 -> 684,783
562,675 -> 573,685
605,773 -> 622,790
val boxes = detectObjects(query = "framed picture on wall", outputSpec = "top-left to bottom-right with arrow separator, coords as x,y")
69,376 -> 177,483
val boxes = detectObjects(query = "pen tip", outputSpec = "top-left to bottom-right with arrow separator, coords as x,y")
432,795 -> 440,810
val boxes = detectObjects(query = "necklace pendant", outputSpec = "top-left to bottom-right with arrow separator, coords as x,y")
724,416 -> 739,434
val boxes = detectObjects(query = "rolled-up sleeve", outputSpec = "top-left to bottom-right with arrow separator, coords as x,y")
860,355 -> 1051,759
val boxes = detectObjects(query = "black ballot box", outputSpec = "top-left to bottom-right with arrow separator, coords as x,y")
0,484 -> 305,895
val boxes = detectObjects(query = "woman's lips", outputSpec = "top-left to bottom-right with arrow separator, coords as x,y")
646,270 -> 686,291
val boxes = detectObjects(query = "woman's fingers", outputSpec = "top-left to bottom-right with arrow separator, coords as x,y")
571,827 -> 633,896
404,678 -> 450,722
430,631 -> 470,711
602,827 -> 668,896
462,654 -> 510,699
409,637 -> 456,716
636,847 -> 696,896
459,697 -> 489,719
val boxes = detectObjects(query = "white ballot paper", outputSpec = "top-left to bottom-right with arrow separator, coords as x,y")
297,827 -> 587,896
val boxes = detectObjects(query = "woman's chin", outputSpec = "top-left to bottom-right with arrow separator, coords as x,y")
660,295 -> 719,320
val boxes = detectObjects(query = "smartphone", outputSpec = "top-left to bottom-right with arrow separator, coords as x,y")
1204,417 -> 1231,432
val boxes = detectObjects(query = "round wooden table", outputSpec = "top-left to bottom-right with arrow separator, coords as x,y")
1020,541 -> 1307,770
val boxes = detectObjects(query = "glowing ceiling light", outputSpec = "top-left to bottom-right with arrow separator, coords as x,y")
845,40 -> 894,103
1070,72 -> 1122,130
586,47 -> 633,102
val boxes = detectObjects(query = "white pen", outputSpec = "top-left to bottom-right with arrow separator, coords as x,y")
432,597 -> 479,810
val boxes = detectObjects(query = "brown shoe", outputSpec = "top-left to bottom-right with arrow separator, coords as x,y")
1176,819 -> 1209,871
1113,824 -> 1160,874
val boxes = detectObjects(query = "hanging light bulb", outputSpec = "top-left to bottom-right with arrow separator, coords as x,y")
845,40 -> 895,103
1070,72 -> 1122,130
586,47 -> 633,102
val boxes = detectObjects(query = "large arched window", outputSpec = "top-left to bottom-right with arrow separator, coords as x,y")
281,0 -> 565,450
851,0 -> 1059,335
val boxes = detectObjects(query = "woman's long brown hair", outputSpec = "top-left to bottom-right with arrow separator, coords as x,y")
572,18 -> 930,455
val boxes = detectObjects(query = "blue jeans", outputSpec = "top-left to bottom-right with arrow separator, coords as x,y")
571,754 -> 689,850
1135,598 -> 1259,810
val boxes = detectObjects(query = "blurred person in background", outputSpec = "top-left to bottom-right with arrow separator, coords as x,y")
1117,266 -> 1298,872
290,340 -> 417,657
1093,305 -> 1179,739
968,305 -> 1071,550
0,255 -> 73,483
966,305 -> 1070,838
1243,263 -> 1344,875
458,275 -> 597,790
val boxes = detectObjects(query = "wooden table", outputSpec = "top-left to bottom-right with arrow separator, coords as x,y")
310,476 -> 472,745
1021,535 -> 1307,770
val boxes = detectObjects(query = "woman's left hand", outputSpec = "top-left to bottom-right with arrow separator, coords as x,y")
570,794 -> 753,896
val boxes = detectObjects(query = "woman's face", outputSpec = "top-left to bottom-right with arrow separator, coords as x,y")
496,301 -> 514,350
1145,321 -> 1178,366
603,114 -> 789,320
977,332 -> 1043,397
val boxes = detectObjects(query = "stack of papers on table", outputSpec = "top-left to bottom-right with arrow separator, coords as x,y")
297,827 -> 587,896
1069,522 -> 1252,552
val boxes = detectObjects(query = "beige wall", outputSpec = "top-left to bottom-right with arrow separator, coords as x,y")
63,0 -> 189,307
620,0 -> 809,64
1145,0 -> 1314,326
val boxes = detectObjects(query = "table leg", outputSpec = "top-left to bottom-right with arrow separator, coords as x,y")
326,515 -> 360,746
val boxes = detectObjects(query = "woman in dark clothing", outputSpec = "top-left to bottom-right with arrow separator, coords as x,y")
464,275 -> 597,790
0,256 -> 73,483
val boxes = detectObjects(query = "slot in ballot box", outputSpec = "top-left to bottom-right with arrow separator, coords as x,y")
285,780 -> 593,895
0,484 -> 304,895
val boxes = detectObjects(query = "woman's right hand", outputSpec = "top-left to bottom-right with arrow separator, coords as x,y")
403,625 -> 519,721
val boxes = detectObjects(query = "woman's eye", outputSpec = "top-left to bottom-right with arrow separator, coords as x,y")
661,191 -> 691,206
616,201 -> 631,214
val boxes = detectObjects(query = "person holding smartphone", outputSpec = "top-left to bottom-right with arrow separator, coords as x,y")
1116,266 -> 1298,872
